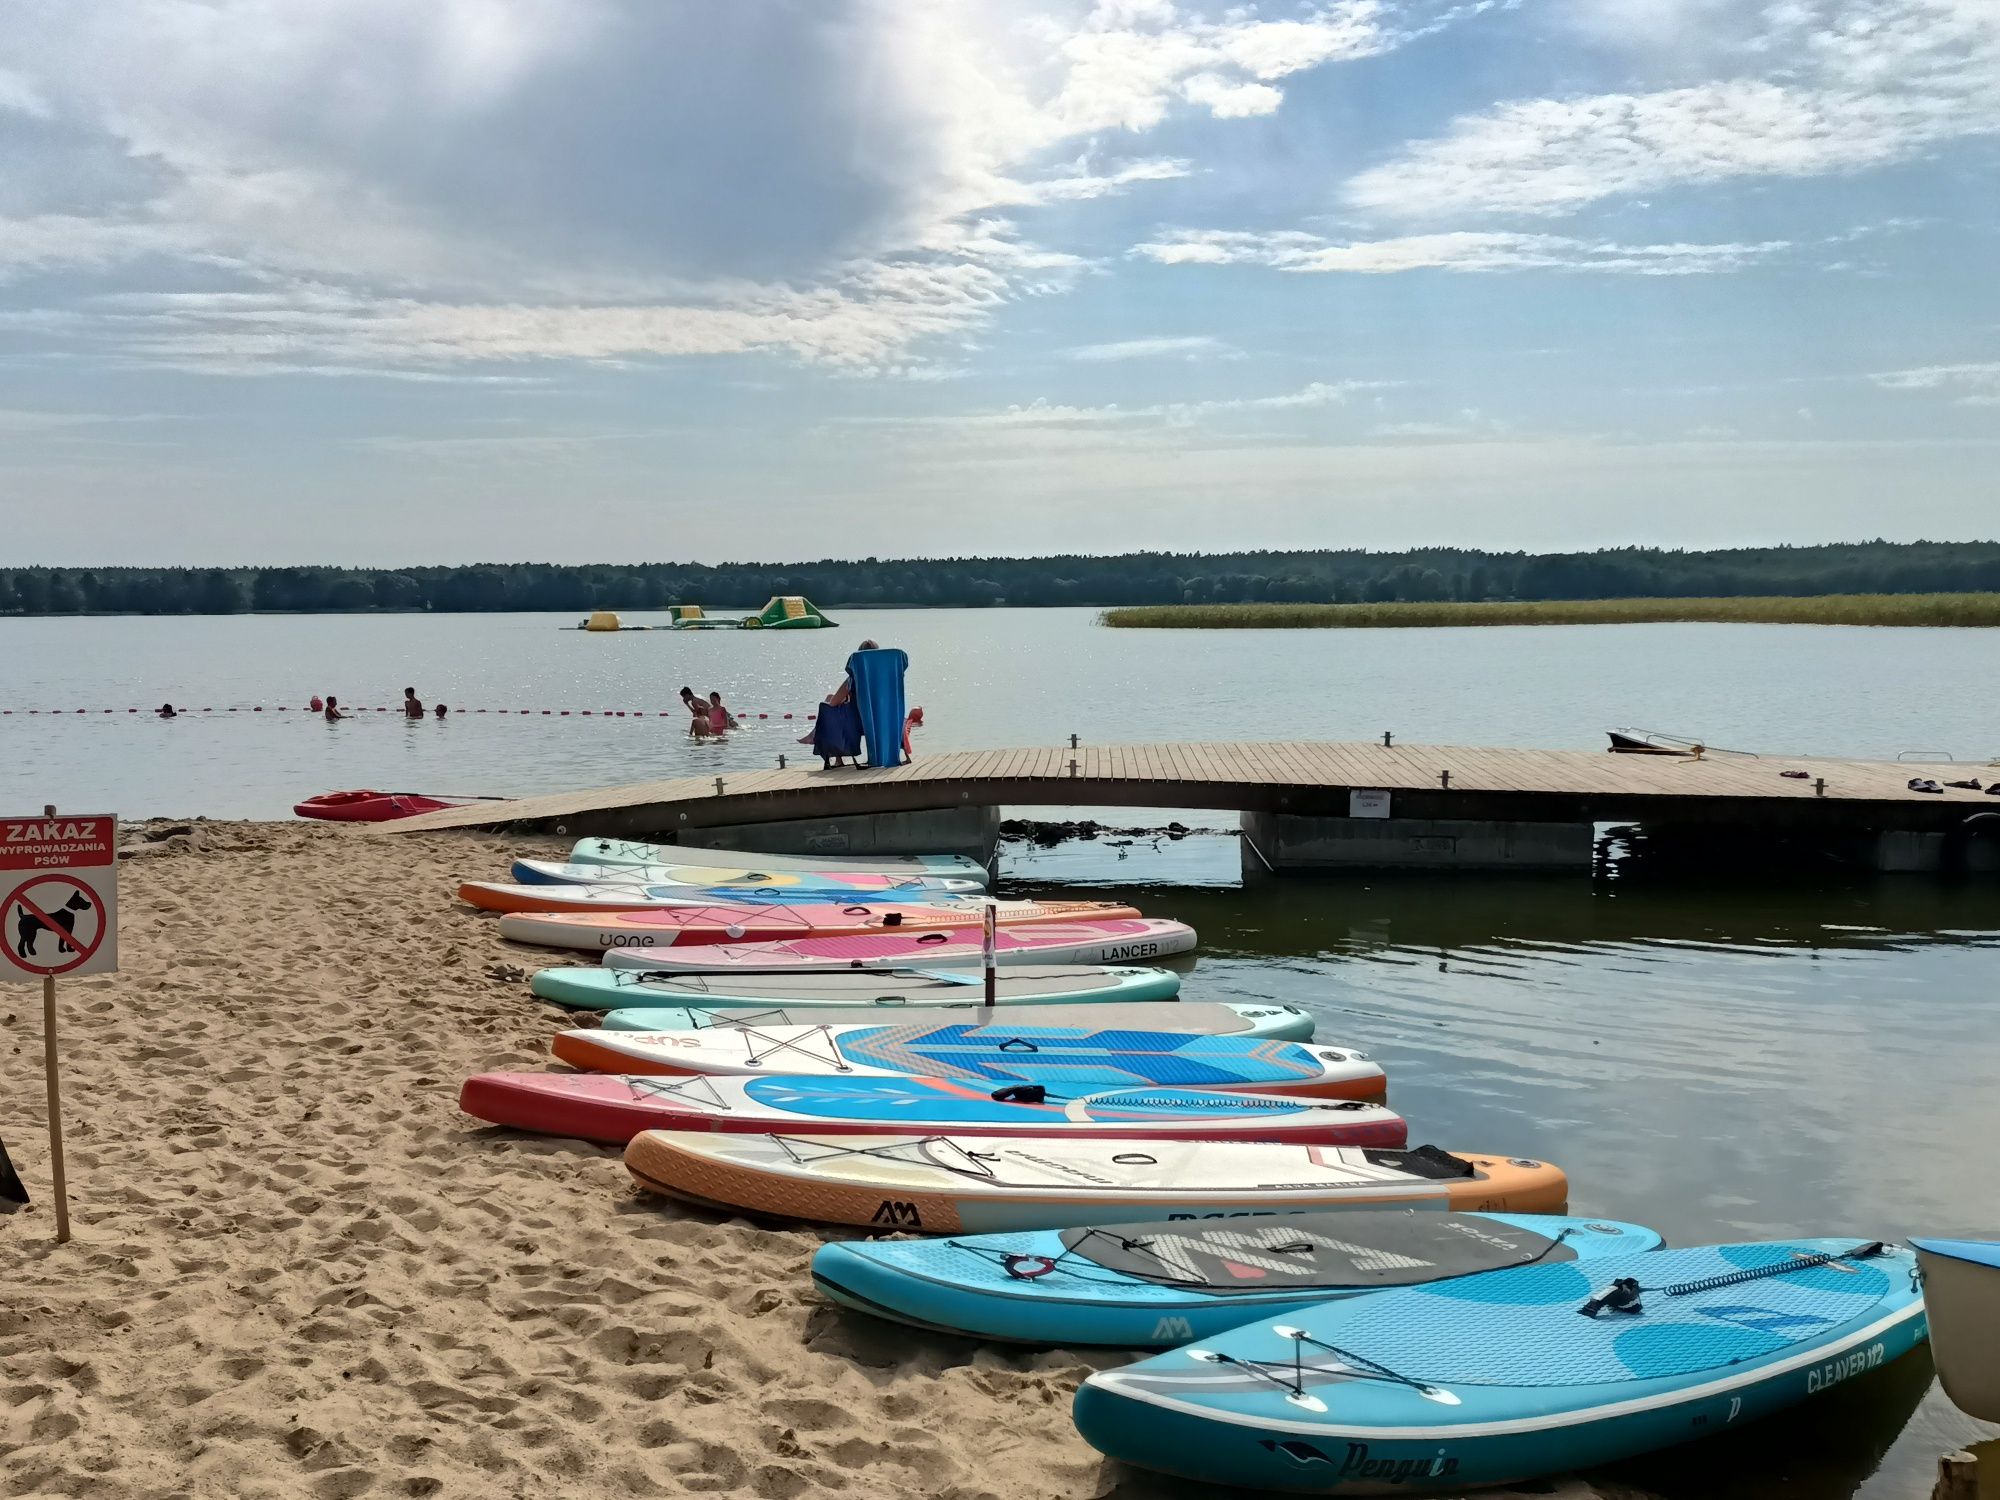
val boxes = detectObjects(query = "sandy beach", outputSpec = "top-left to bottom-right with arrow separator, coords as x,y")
1,820 -> 1638,1500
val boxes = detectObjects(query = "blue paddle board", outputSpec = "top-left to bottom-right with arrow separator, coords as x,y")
813,1211 -> 1661,1346
1074,1238 -> 1927,1493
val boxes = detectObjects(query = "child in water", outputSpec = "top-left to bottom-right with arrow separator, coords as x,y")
323,696 -> 346,722
706,691 -> 737,736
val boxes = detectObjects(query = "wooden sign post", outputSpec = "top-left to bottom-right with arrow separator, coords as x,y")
2,807 -> 119,1243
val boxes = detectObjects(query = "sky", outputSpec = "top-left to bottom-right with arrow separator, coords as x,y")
1,0 -> 1996,565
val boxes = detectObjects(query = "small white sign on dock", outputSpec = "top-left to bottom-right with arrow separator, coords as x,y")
1,813 -> 118,981
1349,789 -> 1393,820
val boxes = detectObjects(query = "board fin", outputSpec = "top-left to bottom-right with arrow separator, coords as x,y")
0,1136 -> 28,1205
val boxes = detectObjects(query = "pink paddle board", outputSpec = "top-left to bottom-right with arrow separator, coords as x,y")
495,898 -> 1139,952
597,918 -> 1198,971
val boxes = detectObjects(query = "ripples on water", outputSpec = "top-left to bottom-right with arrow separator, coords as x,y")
1006,834 -> 2000,1500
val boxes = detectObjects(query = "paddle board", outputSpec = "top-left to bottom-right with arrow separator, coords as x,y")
497,900 -> 1142,952
622,1134 -> 1568,1232
568,839 -> 988,882
552,1024 -> 1379,1099
513,858 -> 986,895
812,1211 -> 1664,1346
463,881 -> 1001,915
1073,1239 -> 1926,1494
461,1073 -> 1406,1147
596,1001 -> 1313,1042
599,919 -> 1197,972
529,964 -> 1184,1011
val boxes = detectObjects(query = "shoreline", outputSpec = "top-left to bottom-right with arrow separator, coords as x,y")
1100,593 -> 2000,629
0,819 -> 1655,1499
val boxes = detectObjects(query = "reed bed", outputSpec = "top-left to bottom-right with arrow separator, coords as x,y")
1100,593 -> 2000,629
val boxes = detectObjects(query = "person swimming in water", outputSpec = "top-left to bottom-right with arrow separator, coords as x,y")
681,686 -> 711,739
434,702 -> 448,719
157,703 -> 177,719
403,687 -> 424,719
323,695 -> 346,722
706,691 -> 737,736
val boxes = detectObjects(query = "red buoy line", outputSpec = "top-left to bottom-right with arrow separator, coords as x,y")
0,706 -> 817,719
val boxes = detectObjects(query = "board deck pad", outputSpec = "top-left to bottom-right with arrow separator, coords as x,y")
1058,1212 -> 1615,1294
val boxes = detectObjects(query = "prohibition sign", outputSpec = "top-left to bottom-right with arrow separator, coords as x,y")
4,874 -> 106,976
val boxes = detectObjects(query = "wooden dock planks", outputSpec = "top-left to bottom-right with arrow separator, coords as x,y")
388,738 -> 1989,836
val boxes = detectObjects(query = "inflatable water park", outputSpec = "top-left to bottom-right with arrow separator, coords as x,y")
569,597 -> 837,631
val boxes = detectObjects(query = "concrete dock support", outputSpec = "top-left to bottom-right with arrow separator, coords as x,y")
670,805 -> 1000,866
1242,811 -> 1593,872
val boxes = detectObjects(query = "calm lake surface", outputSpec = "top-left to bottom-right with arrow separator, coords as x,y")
6,607 -> 1997,1496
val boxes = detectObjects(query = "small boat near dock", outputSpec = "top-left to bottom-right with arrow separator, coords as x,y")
1911,1237 -> 2000,1421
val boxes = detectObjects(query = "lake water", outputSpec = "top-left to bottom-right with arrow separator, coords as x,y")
4,608 -> 1997,818
5,607 -> 1998,1496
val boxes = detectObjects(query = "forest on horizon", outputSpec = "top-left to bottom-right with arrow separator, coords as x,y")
5,540 -> 1999,616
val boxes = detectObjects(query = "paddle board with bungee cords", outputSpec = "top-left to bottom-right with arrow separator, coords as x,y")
528,963 -> 1184,1010
460,1073 -> 1406,1148
597,918 -> 1198,971
512,858 -> 987,894
566,839 -> 989,882
593,1000 -> 1313,1042
465,880 -> 1001,913
1072,1239 -> 1927,1494
550,1023 -> 1379,1098
495,900 -> 1142,951
621,1134 -> 1568,1231
811,1210 -> 1664,1346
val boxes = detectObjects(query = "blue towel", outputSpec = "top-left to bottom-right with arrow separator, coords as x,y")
811,699 -> 862,759
847,648 -> 908,768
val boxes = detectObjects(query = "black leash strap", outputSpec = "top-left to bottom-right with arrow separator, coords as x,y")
1580,1242 -> 1888,1318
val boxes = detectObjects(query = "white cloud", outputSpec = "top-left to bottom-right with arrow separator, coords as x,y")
1133,227 -> 1788,273
1345,0 -> 2000,218
0,0 -> 1483,376
850,377 -> 1396,430
1065,334 -> 1238,360
1871,361 -> 2000,406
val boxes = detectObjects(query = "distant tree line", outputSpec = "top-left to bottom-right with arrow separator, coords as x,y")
3,541 -> 1998,616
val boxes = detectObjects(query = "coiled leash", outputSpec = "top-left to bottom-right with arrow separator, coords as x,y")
1580,1242 -> 1889,1318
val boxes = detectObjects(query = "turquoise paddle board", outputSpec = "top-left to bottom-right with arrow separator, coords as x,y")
1074,1239 -> 1927,1493
812,1211 -> 1661,1346
529,964 -> 1183,1011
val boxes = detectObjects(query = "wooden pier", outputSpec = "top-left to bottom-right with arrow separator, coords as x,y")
390,740 -> 2000,874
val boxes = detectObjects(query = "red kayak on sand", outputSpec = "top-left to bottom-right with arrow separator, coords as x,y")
294,790 -> 457,822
